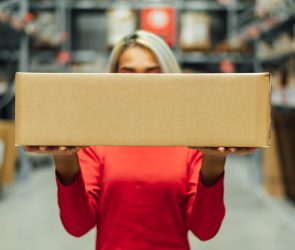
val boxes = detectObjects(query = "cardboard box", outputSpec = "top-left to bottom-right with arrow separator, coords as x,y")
180,12 -> 211,51
0,120 -> 17,185
261,127 -> 285,197
15,73 -> 271,147
107,9 -> 136,48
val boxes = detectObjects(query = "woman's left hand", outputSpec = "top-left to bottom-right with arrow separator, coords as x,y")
187,147 -> 257,157
187,147 -> 257,186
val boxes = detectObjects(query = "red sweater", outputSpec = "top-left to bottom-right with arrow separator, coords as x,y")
56,146 -> 225,250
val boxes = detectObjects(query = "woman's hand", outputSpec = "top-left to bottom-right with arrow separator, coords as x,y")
187,147 -> 257,186
23,146 -> 84,155
23,146 -> 86,185
187,147 -> 257,157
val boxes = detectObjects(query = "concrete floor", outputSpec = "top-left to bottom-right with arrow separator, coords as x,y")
0,154 -> 295,250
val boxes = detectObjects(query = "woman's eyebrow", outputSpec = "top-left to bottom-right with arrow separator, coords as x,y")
146,66 -> 161,70
119,67 -> 135,71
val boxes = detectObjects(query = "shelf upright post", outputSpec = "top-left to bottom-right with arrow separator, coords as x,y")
18,0 -> 29,72
16,0 -> 33,181
226,5 -> 237,41
253,39 -> 263,72
56,0 -> 68,72
175,0 -> 184,64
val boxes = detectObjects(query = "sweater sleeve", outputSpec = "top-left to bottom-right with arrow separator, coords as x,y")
186,149 -> 226,241
55,146 -> 104,237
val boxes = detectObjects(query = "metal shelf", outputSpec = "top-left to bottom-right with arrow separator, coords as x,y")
72,50 -> 109,63
70,0 -> 250,11
179,52 -> 254,64
0,50 -> 19,61
260,15 -> 295,41
0,0 -> 19,10
260,51 -> 295,65
183,1 -> 249,11
72,1 -> 113,10
29,2 -> 57,11
237,4 -> 295,44
71,49 -> 254,64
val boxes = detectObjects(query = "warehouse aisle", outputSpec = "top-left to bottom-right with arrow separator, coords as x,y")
0,154 -> 295,250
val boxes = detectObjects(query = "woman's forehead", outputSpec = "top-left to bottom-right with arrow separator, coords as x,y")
118,46 -> 160,68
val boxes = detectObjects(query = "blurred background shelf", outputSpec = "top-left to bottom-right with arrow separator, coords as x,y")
179,52 -> 254,64
260,51 -> 295,65
70,0 -> 251,11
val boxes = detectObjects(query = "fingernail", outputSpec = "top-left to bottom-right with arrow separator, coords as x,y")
59,146 -> 67,151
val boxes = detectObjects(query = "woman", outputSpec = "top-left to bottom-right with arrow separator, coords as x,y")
24,30 -> 255,250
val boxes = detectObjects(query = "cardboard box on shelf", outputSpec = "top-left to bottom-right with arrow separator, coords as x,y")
0,120 -> 17,185
15,73 -> 271,147
180,12 -> 211,51
106,8 -> 136,48
261,127 -> 285,197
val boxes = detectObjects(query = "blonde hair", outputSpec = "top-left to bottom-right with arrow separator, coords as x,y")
108,30 -> 181,73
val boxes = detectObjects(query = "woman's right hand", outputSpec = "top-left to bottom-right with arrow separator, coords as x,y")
23,146 -> 84,156
23,146 -> 85,185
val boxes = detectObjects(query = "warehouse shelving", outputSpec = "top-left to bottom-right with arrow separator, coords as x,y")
260,51 -> 295,65
236,0 -> 295,39
233,0 -> 295,71
9,1 -> 295,72
0,50 -> 19,61
259,15 -> 295,41
70,0 -> 251,11
179,52 -> 254,64
71,49 -> 254,65
27,0 -> 252,11
0,0 -> 19,9
13,0 -> 256,73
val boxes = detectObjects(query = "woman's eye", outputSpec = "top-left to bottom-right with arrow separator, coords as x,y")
145,68 -> 161,73
118,69 -> 133,73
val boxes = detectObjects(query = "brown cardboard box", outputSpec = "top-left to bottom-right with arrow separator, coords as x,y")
180,12 -> 211,51
261,127 -> 285,197
15,73 -> 271,147
107,9 -> 136,48
0,120 -> 17,185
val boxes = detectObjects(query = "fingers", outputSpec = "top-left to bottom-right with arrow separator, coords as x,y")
22,145 -> 86,155
58,146 -> 67,151
188,146 -> 257,156
229,147 -> 236,153
23,146 -> 41,152
235,147 -> 257,155
188,147 -> 229,157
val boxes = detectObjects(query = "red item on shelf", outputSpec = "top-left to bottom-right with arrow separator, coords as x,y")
24,12 -> 33,23
140,6 -> 177,48
220,59 -> 236,73
57,51 -> 71,65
